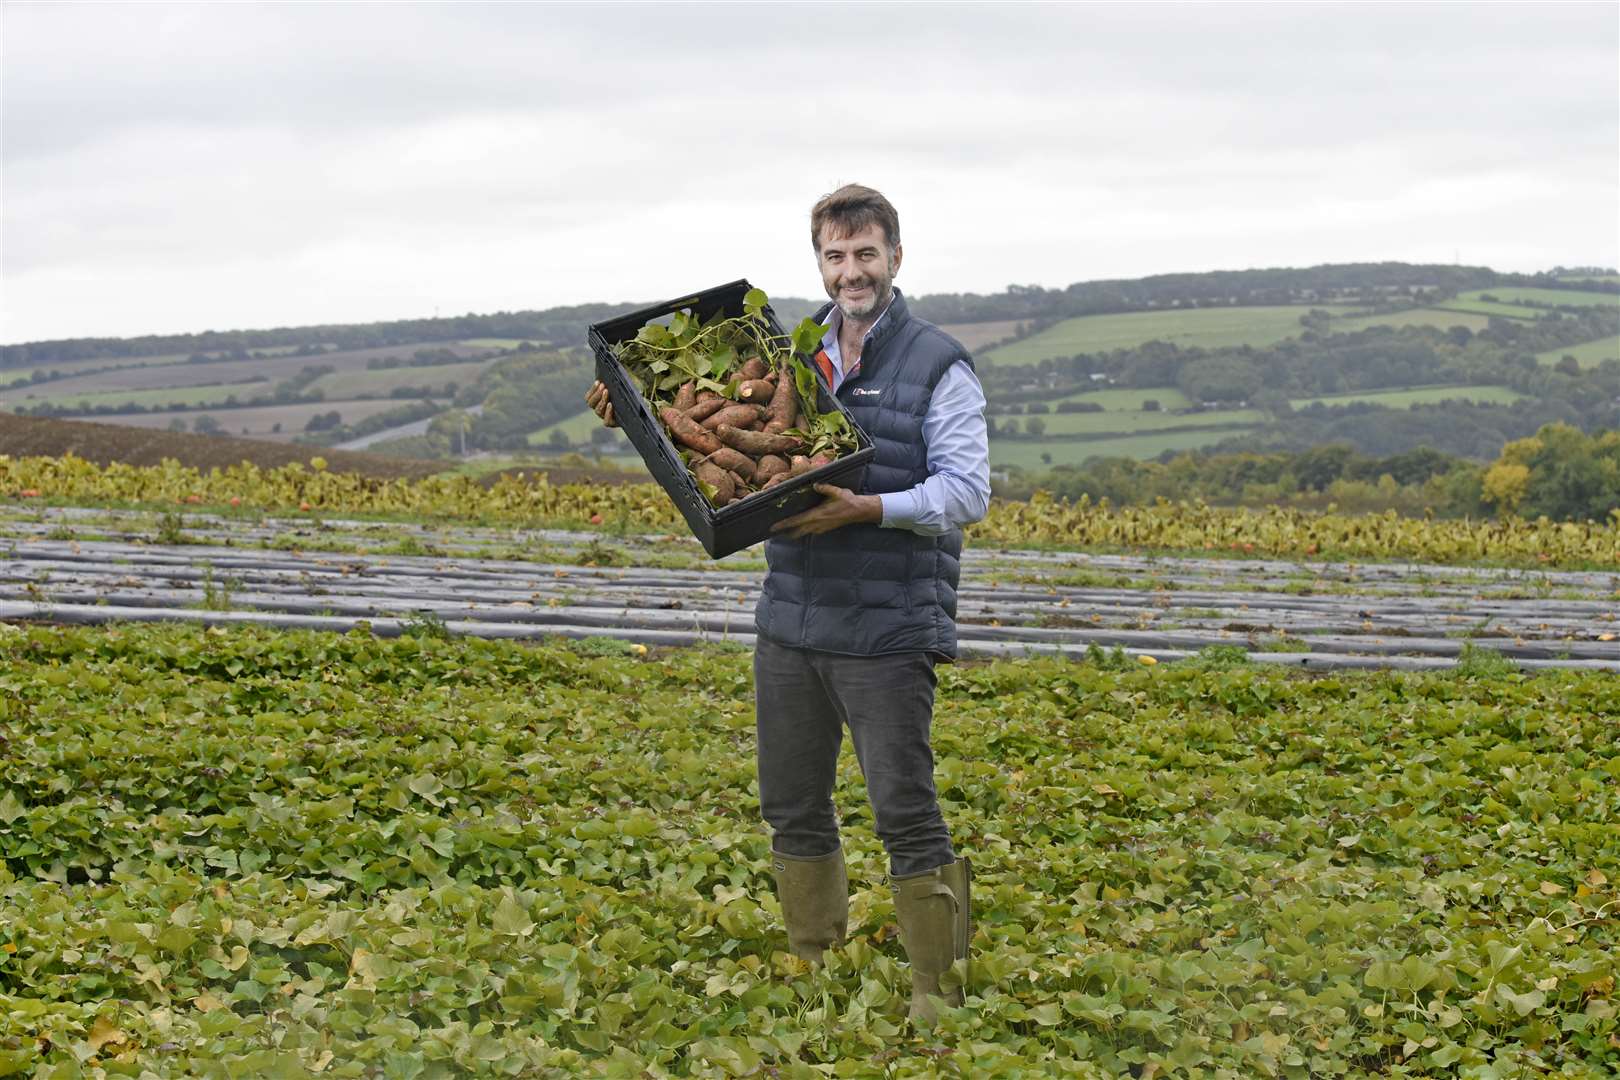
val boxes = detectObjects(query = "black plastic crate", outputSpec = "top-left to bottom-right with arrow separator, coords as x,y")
588,278 -> 875,559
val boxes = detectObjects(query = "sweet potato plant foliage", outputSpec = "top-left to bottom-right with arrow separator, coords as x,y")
0,624 -> 1615,1078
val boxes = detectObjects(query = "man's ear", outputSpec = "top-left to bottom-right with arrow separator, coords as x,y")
890,242 -> 903,276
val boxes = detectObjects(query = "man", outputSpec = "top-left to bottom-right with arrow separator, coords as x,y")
586,184 -> 990,1023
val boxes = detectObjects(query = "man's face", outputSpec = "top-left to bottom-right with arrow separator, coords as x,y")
817,222 -> 902,322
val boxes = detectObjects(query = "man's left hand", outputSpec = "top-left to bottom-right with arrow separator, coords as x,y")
771,483 -> 882,538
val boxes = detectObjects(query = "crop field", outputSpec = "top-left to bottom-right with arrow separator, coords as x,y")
1000,408 -> 1263,439
992,429 -> 1257,469
67,400 -> 411,441
981,307 -> 1358,366
310,361 -> 493,400
936,321 -> 1026,353
9,345 -> 496,401
0,384 -> 266,413
458,338 -> 530,349
0,458 -> 1616,1073
7,454 -> 1620,566
1457,288 -> 1620,310
1290,385 -> 1526,410
1,606 -> 1616,1075
1536,335 -> 1620,368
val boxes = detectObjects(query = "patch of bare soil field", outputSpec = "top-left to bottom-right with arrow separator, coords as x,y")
3,343 -> 498,399
2,506 -> 1615,671
938,319 -> 1026,352
0,414 -> 443,478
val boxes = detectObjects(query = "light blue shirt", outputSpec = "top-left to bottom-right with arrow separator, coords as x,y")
820,306 -> 992,537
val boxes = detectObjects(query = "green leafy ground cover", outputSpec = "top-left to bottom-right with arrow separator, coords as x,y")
2,624 -> 1615,1077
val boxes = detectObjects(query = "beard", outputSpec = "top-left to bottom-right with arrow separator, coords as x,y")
827,266 -> 895,322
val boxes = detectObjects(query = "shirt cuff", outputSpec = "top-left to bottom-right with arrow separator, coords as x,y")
879,490 -> 919,529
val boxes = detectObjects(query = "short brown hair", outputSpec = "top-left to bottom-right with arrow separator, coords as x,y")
810,184 -> 900,253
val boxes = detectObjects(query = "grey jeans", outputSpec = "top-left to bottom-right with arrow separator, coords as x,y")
753,635 -> 955,877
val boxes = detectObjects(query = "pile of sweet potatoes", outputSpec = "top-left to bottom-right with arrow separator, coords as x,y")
657,356 -> 835,506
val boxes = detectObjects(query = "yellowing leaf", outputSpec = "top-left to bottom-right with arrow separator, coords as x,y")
1588,869 -> 1609,887
87,1017 -> 127,1053
1092,783 -> 1120,796
1539,880 -> 1565,895
192,991 -> 226,1013
1138,655 -> 1158,666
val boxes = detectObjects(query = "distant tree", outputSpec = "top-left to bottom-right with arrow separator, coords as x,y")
548,428 -> 570,449
167,418 -> 188,433
272,422 -> 282,433
1027,402 -> 1049,414
192,414 -> 223,435
1142,399 -> 1161,412
1025,417 -> 1046,438
1041,452 -> 1053,465
1555,355 -> 1581,376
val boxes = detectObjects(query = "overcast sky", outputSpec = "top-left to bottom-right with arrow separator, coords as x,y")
2,2 -> 1616,344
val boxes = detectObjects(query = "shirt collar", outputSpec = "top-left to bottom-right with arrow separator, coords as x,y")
820,292 -> 897,352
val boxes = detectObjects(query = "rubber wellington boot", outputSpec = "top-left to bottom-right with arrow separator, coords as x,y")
771,847 -> 849,965
891,858 -> 971,1024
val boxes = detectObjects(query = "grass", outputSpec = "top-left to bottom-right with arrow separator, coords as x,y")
1047,386 -> 1195,411
1006,407 -> 1264,437
1535,334 -> 1620,368
1430,299 -> 1544,321
982,305 -> 1358,366
1329,307 -> 1491,333
991,427 -> 1256,468
527,407 -> 633,448
61,399 -> 414,439
1458,287 -> 1619,310
1289,384 -> 1527,409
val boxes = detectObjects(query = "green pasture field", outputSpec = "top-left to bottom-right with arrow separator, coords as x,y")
1558,275 -> 1620,286
1290,385 -> 1527,410
459,338 -> 530,350
1004,407 -> 1263,438
982,306 -> 1357,366
0,383 -> 267,412
1329,308 -> 1491,334
1048,386 -> 1195,411
1536,335 -> 1620,368
3,624 -> 1611,1076
528,407 -> 626,447
992,427 -> 1255,468
1429,300 -> 1544,321
310,360 -> 494,399
1458,288 -> 1620,310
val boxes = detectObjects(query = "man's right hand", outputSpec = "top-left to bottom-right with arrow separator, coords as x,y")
585,381 -> 618,428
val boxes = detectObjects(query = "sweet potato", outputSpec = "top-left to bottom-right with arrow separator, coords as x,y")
736,378 -> 775,403
660,407 -> 722,455
717,424 -> 804,456
700,403 -> 765,431
761,472 -> 790,490
672,381 -> 697,412
685,396 -> 729,423
704,446 -> 756,481
809,453 -> 834,467
788,455 -> 813,477
727,469 -> 749,491
755,454 -> 790,481
693,461 -> 735,506
764,367 -> 798,434
741,357 -> 770,381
